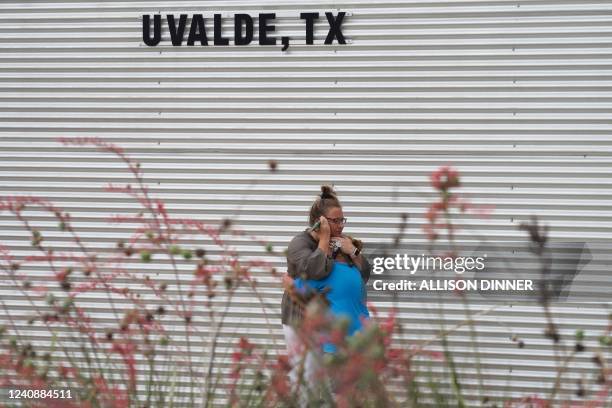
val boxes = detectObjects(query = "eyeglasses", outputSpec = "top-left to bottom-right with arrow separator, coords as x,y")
325,217 -> 347,225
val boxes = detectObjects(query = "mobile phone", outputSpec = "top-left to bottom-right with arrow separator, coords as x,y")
310,220 -> 321,231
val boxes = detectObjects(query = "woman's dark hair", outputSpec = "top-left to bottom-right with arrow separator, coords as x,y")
308,185 -> 342,226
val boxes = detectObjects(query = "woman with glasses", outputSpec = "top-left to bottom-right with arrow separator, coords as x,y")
280,185 -> 371,400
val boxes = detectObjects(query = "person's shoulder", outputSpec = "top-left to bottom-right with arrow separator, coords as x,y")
289,230 -> 312,244
288,230 -> 315,249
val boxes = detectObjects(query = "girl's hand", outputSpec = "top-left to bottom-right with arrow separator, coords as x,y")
332,236 -> 355,255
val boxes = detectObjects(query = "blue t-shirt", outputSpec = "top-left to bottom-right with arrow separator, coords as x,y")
294,261 -> 370,353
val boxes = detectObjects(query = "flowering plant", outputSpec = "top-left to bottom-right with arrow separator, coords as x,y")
0,140 -> 609,407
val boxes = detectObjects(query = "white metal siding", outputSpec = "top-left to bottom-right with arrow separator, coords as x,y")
1,1 -> 611,405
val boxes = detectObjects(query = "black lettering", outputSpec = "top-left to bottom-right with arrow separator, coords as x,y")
187,14 -> 208,46
281,36 -> 290,51
300,12 -> 319,45
258,13 -> 277,45
143,15 -> 161,46
234,14 -> 253,45
214,14 -> 229,45
324,12 -> 346,45
167,14 -> 189,46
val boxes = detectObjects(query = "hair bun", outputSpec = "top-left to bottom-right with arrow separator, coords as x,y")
320,185 -> 336,199
310,185 -> 342,226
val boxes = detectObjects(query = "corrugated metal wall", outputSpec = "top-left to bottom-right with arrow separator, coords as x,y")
1,0 -> 611,405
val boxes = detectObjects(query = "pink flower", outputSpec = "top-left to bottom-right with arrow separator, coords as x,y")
231,351 -> 243,363
422,225 -> 439,241
112,342 -> 137,391
329,328 -> 345,345
238,336 -> 254,353
425,201 -> 447,223
430,166 -> 460,191
58,364 -> 78,378
270,373 -> 290,398
275,355 -> 291,372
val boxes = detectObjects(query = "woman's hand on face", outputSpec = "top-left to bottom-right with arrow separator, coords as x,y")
332,236 -> 355,255
318,216 -> 331,238
312,216 -> 331,241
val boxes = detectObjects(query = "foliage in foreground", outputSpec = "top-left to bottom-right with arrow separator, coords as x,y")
0,138 -> 609,407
